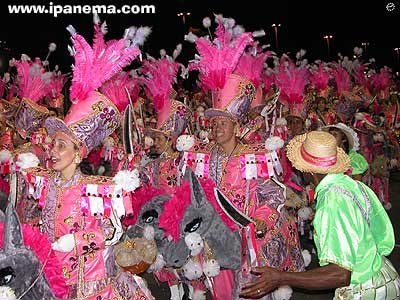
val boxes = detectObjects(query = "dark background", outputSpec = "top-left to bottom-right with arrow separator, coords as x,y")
0,0 -> 399,74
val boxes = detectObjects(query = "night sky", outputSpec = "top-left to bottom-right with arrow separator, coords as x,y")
0,0 -> 398,74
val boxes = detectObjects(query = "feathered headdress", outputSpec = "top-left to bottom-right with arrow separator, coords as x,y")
188,17 -> 253,94
371,67 -> 392,97
274,56 -> 310,118
45,15 -> 151,157
309,63 -> 330,96
331,64 -> 352,96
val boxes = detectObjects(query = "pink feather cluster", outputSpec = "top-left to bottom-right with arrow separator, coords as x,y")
158,181 -> 192,242
275,58 -> 310,105
14,60 -> 49,102
262,73 -> 275,94
371,67 -> 392,92
100,72 -> 139,112
0,77 -> 6,99
139,58 -> 180,112
353,64 -> 368,87
189,22 -> 253,92
0,223 -> 70,299
47,72 -> 67,99
68,23 -> 141,104
234,51 -> 270,88
332,64 -> 351,96
310,64 -> 330,92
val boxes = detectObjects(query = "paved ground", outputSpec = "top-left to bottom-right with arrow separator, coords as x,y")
143,172 -> 400,299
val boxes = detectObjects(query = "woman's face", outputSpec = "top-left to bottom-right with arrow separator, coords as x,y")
49,132 -> 77,173
152,132 -> 170,155
210,116 -> 236,146
317,99 -> 326,112
288,117 -> 304,136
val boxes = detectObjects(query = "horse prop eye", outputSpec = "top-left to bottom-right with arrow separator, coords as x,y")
142,210 -> 158,224
184,217 -> 203,233
0,267 -> 15,285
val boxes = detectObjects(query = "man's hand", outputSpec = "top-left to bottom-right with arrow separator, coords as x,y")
240,265 -> 282,298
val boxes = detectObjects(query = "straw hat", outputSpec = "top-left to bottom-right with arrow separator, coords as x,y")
286,131 -> 350,174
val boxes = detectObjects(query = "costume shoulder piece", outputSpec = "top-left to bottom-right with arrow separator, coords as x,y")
22,167 -> 54,209
80,174 -> 115,185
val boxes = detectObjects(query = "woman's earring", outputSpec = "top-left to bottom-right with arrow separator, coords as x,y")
74,153 -> 81,164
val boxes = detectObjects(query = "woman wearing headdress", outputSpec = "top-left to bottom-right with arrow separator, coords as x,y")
22,18 -> 154,299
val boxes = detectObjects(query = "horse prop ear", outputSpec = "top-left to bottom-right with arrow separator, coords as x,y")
4,173 -> 24,251
186,168 -> 206,208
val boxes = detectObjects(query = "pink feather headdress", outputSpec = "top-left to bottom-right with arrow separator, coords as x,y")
188,20 -> 253,93
46,71 -> 67,99
371,67 -> 392,93
275,57 -> 310,112
67,16 -> 149,103
139,57 -> 180,113
331,64 -> 352,96
234,50 -> 271,89
14,59 -> 50,102
310,63 -> 330,93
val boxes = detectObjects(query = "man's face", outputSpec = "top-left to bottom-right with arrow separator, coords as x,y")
210,116 -> 236,146
288,117 -> 304,136
152,132 -> 169,155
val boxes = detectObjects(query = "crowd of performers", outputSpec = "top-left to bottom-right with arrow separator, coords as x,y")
0,14 -> 399,300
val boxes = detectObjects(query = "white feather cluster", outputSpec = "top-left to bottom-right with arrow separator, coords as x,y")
252,30 -> 265,37
202,259 -> 220,277
273,285 -> 293,300
183,259 -> 203,280
202,17 -> 211,28
16,152 -> 40,169
148,253 -> 166,272
48,42 -> 57,52
265,136 -> 284,151
113,169 -> 140,192
176,135 -> 195,152
0,286 -> 16,300
184,32 -> 198,43
143,225 -> 155,240
0,150 -> 12,163
302,249 -> 312,267
8,58 -> 16,67
185,233 -> 204,256
192,290 -> 207,300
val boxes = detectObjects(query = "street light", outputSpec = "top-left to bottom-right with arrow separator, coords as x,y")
177,12 -> 191,24
271,24 -> 281,53
361,42 -> 369,55
323,35 -> 333,59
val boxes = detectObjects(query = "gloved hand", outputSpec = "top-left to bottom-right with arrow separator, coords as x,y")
51,233 -> 75,252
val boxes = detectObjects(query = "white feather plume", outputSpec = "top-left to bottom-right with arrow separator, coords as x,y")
16,152 -> 40,169
173,44 -> 182,60
202,17 -> 211,28
252,29 -> 266,37
184,32 -> 198,43
113,169 -> 141,192
48,42 -> 57,52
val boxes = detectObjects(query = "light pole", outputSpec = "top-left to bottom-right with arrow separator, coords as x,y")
177,12 -> 191,25
395,48 -> 400,65
361,42 -> 369,56
323,35 -> 333,59
271,24 -> 281,53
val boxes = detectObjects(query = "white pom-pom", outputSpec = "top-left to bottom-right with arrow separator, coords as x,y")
203,259 -> 220,277
48,42 -> 57,52
0,286 -> 17,300
184,32 -> 198,43
183,259 -> 203,280
276,117 -> 287,127
273,285 -> 293,300
113,169 -> 140,192
16,152 -> 40,169
302,249 -> 312,267
0,150 -> 12,163
265,136 -> 284,151
252,29 -> 265,37
298,206 -> 313,221
202,17 -> 211,28
144,136 -> 154,149
148,253 -> 166,272
185,233 -> 204,256
176,135 -> 195,152
192,289 -> 207,300
143,225 -> 155,240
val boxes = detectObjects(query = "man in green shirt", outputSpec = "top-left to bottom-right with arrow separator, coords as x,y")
241,131 -> 400,299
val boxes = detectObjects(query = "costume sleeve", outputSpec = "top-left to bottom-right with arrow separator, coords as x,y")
313,190 -> 360,271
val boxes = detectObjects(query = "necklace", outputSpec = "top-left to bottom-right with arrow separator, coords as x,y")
214,142 -> 238,185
